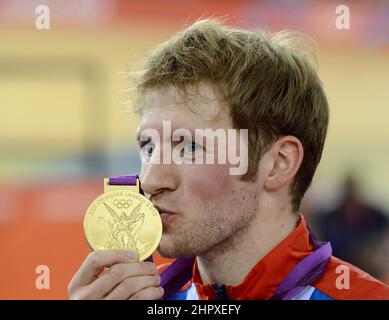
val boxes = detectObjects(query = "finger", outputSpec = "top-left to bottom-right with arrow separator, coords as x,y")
70,249 -> 138,289
86,261 -> 158,299
103,275 -> 161,300
129,286 -> 165,300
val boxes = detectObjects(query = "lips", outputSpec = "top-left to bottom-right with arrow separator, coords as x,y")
153,205 -> 177,216
153,205 -> 177,226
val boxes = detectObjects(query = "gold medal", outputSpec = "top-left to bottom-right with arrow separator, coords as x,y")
83,176 -> 162,261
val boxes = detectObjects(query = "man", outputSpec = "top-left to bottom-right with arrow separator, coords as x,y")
68,19 -> 389,300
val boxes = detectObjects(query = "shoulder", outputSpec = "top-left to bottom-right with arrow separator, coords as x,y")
314,256 -> 389,300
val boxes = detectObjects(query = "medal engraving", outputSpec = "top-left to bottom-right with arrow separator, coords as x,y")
84,190 -> 162,261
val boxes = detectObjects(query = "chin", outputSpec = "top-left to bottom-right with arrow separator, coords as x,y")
157,237 -> 197,259
156,237 -> 179,258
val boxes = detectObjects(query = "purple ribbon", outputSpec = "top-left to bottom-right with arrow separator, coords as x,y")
108,175 -> 138,186
159,257 -> 196,299
272,238 -> 332,300
109,174 -> 332,300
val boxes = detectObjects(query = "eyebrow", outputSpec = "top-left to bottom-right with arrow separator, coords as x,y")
135,127 -> 201,145
135,129 -> 149,147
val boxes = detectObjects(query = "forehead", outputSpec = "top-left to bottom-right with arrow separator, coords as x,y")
139,83 -> 231,130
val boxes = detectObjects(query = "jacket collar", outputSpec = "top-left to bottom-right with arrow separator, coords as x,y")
192,214 -> 314,300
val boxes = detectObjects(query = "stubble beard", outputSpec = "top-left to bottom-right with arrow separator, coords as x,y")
157,189 -> 258,259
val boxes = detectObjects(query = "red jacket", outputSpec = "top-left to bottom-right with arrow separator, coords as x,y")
157,215 -> 389,300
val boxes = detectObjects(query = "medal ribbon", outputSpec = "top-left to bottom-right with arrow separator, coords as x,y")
271,233 -> 332,300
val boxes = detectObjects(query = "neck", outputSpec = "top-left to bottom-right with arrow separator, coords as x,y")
197,208 -> 299,286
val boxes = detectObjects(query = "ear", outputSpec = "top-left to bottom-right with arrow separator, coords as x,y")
264,136 -> 304,192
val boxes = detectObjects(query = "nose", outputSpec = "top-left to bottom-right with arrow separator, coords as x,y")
140,162 -> 178,198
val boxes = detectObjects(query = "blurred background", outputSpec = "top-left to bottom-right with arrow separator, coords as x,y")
0,0 -> 388,299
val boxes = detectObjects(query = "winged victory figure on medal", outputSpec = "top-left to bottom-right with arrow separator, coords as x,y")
103,201 -> 147,251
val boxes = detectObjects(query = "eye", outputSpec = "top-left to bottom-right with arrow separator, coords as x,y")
185,141 -> 200,153
144,144 -> 154,157
139,141 -> 155,158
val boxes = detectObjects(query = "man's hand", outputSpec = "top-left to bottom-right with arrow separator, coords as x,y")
68,250 -> 164,300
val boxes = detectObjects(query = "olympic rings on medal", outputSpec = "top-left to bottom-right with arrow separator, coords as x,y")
113,199 -> 132,209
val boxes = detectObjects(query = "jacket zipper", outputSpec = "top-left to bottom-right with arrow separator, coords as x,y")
212,284 -> 228,300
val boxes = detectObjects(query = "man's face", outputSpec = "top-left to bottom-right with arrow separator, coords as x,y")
138,83 -> 259,258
